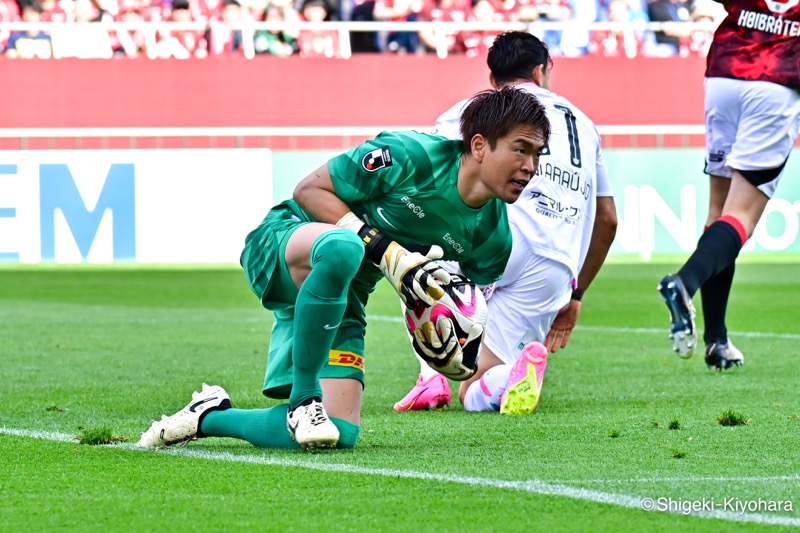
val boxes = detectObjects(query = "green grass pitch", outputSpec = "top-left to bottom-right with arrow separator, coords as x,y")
1,263 -> 799,531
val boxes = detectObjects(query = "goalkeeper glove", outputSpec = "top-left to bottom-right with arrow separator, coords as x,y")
338,212 -> 450,310
359,225 -> 450,310
412,315 -> 482,381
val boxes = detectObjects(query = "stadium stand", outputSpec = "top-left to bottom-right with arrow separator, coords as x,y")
1,0 -> 725,58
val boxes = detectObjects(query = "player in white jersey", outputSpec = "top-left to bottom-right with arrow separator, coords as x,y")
394,31 -> 618,414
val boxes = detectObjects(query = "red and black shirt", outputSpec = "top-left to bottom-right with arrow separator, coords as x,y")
705,0 -> 800,90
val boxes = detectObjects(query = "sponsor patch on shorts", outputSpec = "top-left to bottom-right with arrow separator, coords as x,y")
708,150 -> 725,163
328,350 -> 365,371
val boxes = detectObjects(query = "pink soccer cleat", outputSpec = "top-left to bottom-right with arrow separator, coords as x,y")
393,373 -> 451,412
500,341 -> 548,415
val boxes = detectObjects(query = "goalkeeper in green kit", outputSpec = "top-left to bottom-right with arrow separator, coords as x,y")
137,87 -> 550,451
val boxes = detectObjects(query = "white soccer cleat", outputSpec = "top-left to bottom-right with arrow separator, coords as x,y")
136,384 -> 231,448
286,399 -> 339,450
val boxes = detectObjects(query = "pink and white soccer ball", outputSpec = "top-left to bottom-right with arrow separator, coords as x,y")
404,274 -> 488,381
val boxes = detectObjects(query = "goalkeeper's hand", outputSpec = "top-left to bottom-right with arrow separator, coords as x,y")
412,315 -> 481,380
357,225 -> 450,310
414,316 -> 461,363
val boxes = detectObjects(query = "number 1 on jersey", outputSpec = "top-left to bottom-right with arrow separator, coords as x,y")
554,104 -> 582,169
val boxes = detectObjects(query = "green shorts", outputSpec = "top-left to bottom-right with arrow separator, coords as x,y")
240,203 -> 304,311
240,203 -> 370,399
263,307 -> 366,399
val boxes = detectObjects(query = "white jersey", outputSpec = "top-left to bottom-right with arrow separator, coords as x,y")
432,82 -> 613,280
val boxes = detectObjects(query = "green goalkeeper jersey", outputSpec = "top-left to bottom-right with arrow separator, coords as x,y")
280,130 -> 512,287
276,131 -> 511,285
332,130 -> 511,286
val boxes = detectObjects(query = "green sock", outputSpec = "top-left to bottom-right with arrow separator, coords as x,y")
289,231 -> 363,409
200,406 -> 360,449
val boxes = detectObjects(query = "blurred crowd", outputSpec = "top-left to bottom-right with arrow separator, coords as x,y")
0,0 -> 726,59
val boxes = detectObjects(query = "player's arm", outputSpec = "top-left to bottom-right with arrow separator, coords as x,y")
546,195 -> 618,352
293,163 -> 352,223
295,162 -> 451,309
576,195 -> 617,299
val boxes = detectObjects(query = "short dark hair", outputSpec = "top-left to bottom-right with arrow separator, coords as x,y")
487,31 -> 553,86
302,0 -> 327,10
460,86 -> 550,152
21,0 -> 44,13
172,0 -> 190,10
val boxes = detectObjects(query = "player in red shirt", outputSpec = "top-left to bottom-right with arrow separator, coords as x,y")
658,0 -> 800,370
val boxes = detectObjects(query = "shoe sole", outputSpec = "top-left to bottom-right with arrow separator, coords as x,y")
393,394 -> 451,412
296,435 -> 339,451
657,277 -> 697,358
705,350 -> 744,371
136,386 -> 231,448
706,358 -> 743,371
500,362 -> 540,415
136,421 -> 196,448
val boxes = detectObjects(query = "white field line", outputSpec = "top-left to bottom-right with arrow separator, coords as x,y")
2,427 -> 798,528
551,475 -> 800,484
367,314 -> 800,341
4,302 -> 800,342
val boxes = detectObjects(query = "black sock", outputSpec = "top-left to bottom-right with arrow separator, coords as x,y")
677,219 -> 744,296
700,262 -> 735,345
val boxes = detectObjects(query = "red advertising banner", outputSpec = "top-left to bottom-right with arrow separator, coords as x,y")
0,55 -> 707,128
